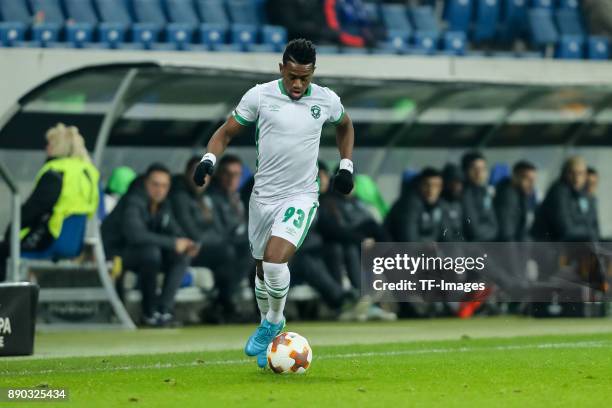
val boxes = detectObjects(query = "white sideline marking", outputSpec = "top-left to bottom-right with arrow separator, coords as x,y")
3,340 -> 610,377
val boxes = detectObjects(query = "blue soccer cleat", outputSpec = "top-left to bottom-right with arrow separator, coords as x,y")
244,318 -> 285,357
257,350 -> 268,368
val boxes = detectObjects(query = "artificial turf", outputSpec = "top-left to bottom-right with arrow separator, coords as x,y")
1,320 -> 612,407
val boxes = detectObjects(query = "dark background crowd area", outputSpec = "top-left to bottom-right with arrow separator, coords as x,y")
91,149 -> 604,325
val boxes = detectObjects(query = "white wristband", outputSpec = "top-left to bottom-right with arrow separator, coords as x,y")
202,152 -> 217,166
339,158 -> 353,174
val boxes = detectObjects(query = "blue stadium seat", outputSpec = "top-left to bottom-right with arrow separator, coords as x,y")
381,4 -> 412,34
499,0 -> 528,43
443,31 -> 467,55
64,0 -> 127,47
196,0 -> 230,26
131,0 -> 193,49
21,215 -> 87,260
0,1 -> 29,46
444,0 -> 472,32
413,31 -> 437,54
230,23 -> 257,49
409,6 -> 440,36
166,0 -> 215,48
556,34 -> 583,59
528,8 -> 558,48
473,0 -> 500,43
557,0 -> 578,8
554,9 -> 585,37
94,0 -> 157,46
261,25 -> 286,51
226,0 -> 258,25
226,0 -> 287,51
29,0 -> 94,47
587,36 -> 609,60
530,0 -> 553,8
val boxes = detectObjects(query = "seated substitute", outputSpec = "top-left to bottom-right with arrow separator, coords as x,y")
461,151 -> 498,242
169,156 -> 243,323
102,163 -> 198,327
0,123 -> 99,281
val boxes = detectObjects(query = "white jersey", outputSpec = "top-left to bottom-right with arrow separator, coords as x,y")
232,79 -> 345,203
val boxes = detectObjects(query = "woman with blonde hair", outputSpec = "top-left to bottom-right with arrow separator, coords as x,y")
0,123 -> 100,281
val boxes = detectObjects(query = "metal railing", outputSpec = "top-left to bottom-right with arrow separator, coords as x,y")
0,162 -> 20,282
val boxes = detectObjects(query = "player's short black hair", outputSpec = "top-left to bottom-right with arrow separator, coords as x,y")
461,151 -> 486,173
587,166 -> 598,175
145,162 -> 171,178
513,160 -> 536,175
419,167 -> 442,182
283,39 -> 316,66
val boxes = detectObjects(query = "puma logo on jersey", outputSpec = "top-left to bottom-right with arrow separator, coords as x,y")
310,105 -> 321,119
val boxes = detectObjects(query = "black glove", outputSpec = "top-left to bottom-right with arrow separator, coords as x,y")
332,169 -> 354,195
193,159 -> 214,186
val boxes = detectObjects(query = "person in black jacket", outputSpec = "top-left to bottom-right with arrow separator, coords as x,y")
494,160 -> 537,242
169,157 -> 242,322
441,163 -> 464,242
386,167 -> 445,242
532,156 -> 599,242
102,163 -> 198,326
461,151 -> 498,242
206,155 -> 253,295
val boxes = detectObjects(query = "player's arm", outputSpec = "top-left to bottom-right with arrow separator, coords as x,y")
193,117 -> 244,186
331,112 -> 355,194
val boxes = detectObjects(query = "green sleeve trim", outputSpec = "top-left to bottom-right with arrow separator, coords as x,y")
233,111 -> 254,126
330,110 -> 345,125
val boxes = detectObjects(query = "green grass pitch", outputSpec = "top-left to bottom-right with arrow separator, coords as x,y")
1,318 -> 612,407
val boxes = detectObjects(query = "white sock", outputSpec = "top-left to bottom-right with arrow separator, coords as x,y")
263,261 -> 290,324
254,275 -> 269,322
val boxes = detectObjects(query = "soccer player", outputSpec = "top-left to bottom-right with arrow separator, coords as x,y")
193,39 -> 355,367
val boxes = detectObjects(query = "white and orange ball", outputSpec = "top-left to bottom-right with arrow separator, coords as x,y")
266,332 -> 312,374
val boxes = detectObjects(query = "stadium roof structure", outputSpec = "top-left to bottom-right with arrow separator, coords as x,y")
2,58 -> 612,171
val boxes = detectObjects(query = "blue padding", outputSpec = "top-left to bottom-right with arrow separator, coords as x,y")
199,23 -> 227,46
587,36 -> 610,60
22,215 -> 87,260
444,0 -> 472,32
555,35 -> 583,59
0,22 -> 26,46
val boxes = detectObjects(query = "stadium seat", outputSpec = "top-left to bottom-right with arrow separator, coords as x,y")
196,0 -> 230,26
554,9 -> 585,37
381,3 -> 413,40
0,1 -> 30,46
557,0 -> 578,9
528,8 -> 558,49
230,24 -> 257,49
587,36 -> 610,60
413,32 -> 437,54
261,25 -> 286,51
444,0 -> 472,32
409,6 -> 440,36
166,0 -> 217,48
64,0 -> 126,47
131,0 -> 193,49
443,31 -> 467,55
556,34 -> 583,59
530,0 -> 553,7
226,0 -> 258,25
94,0 -> 156,47
473,0 -> 500,43
28,0 -> 94,47
499,0 -> 528,43
21,215 -> 87,260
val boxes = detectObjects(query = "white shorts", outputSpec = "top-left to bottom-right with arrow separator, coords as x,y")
248,193 -> 319,260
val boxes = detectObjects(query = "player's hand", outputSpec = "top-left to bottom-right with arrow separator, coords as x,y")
332,159 -> 354,195
193,153 -> 216,186
175,238 -> 194,254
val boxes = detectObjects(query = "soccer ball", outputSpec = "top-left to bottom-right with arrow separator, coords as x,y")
266,332 -> 312,374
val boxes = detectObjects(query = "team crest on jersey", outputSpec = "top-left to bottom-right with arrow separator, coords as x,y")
310,105 -> 321,119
